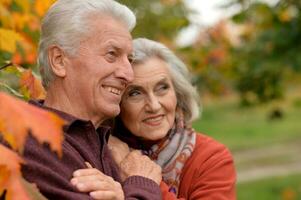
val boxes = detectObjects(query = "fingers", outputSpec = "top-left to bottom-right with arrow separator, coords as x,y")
119,150 -> 162,184
71,168 -> 112,191
72,178 -> 118,192
71,173 -> 113,186
70,166 -> 125,200
90,190 -> 122,200
85,162 -> 93,168
109,137 -> 131,167
73,168 -> 104,177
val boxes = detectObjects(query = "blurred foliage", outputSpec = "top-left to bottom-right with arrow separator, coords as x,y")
229,0 -> 301,105
0,0 -> 55,68
0,0 -> 49,100
179,21 -> 236,96
178,0 -> 301,106
1,0 -> 301,106
118,0 -> 191,44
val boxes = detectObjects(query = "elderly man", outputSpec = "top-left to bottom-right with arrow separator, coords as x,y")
21,0 -> 162,199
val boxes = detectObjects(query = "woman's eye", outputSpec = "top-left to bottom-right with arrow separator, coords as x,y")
128,90 -> 141,97
158,84 -> 169,91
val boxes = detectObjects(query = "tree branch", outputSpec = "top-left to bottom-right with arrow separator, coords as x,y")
0,62 -> 13,71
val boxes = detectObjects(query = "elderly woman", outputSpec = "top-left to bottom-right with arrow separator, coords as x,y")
72,38 -> 236,199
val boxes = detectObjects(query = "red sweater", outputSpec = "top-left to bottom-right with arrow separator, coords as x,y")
160,133 -> 236,199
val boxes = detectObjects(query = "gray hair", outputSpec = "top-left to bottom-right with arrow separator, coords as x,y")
38,0 -> 136,88
132,38 -> 201,123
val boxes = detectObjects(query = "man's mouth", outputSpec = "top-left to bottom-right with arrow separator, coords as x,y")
103,86 -> 122,95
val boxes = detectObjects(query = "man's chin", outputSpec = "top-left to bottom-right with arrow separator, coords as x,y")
104,107 -> 120,118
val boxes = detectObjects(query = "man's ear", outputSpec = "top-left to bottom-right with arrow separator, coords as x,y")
48,45 -> 67,77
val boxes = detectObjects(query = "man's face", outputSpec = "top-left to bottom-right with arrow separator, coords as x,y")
64,15 -> 134,124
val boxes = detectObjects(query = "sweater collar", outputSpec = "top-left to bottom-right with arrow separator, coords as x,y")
28,100 -> 111,136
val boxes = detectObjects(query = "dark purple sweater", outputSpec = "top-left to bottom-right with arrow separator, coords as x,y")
20,101 -> 161,200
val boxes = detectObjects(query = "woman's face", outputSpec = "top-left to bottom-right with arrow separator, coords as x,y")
120,57 -> 177,140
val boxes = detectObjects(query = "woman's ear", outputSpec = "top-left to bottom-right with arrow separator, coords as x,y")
175,106 -> 184,120
48,45 -> 67,77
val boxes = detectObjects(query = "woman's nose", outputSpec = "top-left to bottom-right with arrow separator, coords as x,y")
146,95 -> 161,112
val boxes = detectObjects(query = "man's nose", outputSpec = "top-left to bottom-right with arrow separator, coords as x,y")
116,57 -> 134,82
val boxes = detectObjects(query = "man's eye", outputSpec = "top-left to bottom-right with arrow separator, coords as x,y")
105,51 -> 117,62
128,55 -> 133,63
109,51 -> 117,57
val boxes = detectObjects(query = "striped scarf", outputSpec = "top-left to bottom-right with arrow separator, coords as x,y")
142,113 -> 196,195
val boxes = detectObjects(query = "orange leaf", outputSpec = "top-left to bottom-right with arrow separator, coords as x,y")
0,92 -> 65,156
25,51 -> 37,64
34,0 -> 56,17
0,144 -> 31,200
20,70 -> 46,100
12,52 -> 23,65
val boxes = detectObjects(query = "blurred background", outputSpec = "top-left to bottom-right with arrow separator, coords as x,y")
0,0 -> 301,199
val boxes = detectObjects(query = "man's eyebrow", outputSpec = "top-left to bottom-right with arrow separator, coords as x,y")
106,41 -> 128,52
106,42 -> 121,50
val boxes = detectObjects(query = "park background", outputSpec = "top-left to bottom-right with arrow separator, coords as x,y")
0,0 -> 300,199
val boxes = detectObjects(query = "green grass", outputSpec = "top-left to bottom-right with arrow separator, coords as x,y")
237,174 -> 301,200
191,93 -> 301,199
192,98 -> 301,151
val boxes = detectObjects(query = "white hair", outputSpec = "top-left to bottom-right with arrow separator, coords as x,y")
38,0 -> 136,88
132,38 -> 201,123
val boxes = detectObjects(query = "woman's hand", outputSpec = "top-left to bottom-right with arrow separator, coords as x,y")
108,135 -> 130,167
109,136 -> 162,184
119,150 -> 162,185
70,162 -> 124,200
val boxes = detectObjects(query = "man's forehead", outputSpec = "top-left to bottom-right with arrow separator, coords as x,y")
84,16 -> 133,51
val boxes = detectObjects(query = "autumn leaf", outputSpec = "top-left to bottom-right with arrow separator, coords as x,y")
12,12 -> 30,31
0,0 -> 12,7
0,3 -> 14,29
14,0 -> 31,13
21,178 -> 48,200
0,144 -> 31,200
0,28 -> 22,53
0,92 -> 65,155
34,0 -> 56,17
12,52 -> 23,65
20,70 -> 46,100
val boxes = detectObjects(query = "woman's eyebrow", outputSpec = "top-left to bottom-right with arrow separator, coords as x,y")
156,77 -> 169,85
127,85 -> 144,91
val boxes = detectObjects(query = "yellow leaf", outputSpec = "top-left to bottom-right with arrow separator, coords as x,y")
34,0 -> 56,17
0,0 -> 12,7
11,13 -> 34,31
14,0 -> 30,13
0,4 -> 14,29
0,28 -> 22,53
